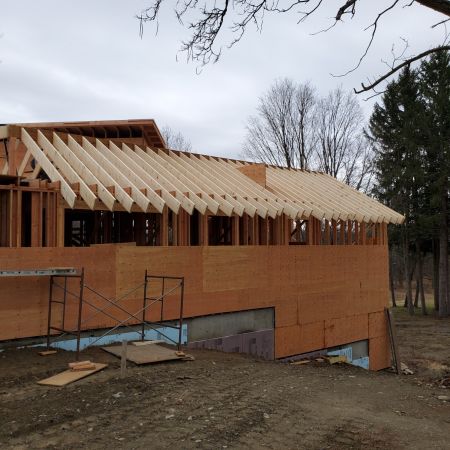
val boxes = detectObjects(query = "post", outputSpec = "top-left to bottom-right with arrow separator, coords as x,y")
142,269 -> 148,341
76,268 -> 85,361
121,340 -> 127,378
46,275 -> 54,350
178,278 -> 185,351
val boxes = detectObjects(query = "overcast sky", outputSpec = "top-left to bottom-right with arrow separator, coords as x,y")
0,1 -> 445,158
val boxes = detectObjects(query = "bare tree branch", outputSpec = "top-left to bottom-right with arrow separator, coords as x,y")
161,126 -> 192,151
354,45 -> 450,93
138,0 -> 450,91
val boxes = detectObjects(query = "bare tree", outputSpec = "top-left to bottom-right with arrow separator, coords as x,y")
161,126 -> 192,152
315,86 -> 374,191
138,1 -> 450,94
243,80 -> 374,191
243,78 -> 316,169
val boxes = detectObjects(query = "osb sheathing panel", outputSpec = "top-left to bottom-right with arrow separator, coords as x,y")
369,335 -> 391,370
369,310 -> 388,338
0,245 -> 390,369
0,246 -> 116,340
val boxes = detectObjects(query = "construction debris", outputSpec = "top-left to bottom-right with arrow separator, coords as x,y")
38,363 -> 107,386
69,361 -> 97,371
290,359 -> 311,366
400,362 -> 414,375
102,343 -> 188,365
38,350 -> 57,356
325,355 -> 348,365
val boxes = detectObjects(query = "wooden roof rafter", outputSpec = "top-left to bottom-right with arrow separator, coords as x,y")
21,129 -> 77,208
204,156 -> 299,219
162,150 -> 239,217
142,147 -> 224,216
177,154 -> 273,218
37,131 -> 98,210
221,158 -> 306,220
52,133 -> 116,211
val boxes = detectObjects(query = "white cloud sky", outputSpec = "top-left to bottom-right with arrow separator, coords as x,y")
0,1 -> 445,158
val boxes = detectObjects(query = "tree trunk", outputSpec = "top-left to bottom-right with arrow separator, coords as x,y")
389,250 -> 397,307
433,239 -> 440,311
403,231 -> 414,315
438,186 -> 449,318
416,243 -> 428,316
414,275 -> 420,307
403,256 -> 416,309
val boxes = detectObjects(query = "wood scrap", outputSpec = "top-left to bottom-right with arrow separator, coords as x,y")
38,363 -> 107,386
325,355 -> 347,365
290,360 -> 310,365
38,350 -> 57,356
68,360 -> 91,368
71,363 -> 96,371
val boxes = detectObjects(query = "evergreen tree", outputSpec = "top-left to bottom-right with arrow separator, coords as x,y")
419,51 -> 450,317
369,67 -> 425,315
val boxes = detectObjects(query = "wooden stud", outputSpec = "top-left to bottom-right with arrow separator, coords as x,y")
340,219 -> 346,245
347,219 -> 353,245
56,195 -> 65,247
231,216 -> 239,246
161,206 -> 169,246
360,222 -> 366,245
331,219 -> 337,245
324,220 -> 330,245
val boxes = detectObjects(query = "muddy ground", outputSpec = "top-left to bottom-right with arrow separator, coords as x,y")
0,310 -> 449,450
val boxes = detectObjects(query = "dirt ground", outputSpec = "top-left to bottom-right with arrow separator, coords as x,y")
1,310 -> 449,450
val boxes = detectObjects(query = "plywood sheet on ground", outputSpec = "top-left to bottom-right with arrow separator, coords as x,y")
102,343 -> 184,365
37,363 -> 107,386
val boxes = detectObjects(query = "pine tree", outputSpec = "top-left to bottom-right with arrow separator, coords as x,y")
369,67 -> 425,315
419,51 -> 450,317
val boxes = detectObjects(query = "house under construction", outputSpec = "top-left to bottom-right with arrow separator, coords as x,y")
0,119 -> 403,369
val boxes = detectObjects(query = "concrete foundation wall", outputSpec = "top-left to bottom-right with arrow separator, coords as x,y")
185,308 -> 274,341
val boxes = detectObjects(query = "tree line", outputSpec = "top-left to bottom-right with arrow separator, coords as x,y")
241,52 -> 449,318
369,51 -> 450,318
243,80 -> 374,193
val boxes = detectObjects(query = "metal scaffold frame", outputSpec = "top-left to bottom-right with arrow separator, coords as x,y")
46,269 -> 185,359
0,267 -> 185,360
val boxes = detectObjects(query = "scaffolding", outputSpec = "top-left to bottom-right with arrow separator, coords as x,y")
0,267 -> 185,360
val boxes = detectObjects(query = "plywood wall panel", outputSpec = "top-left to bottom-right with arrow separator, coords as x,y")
275,325 -> 301,358
369,335 -> 391,370
0,244 -> 390,369
299,321 -> 325,354
369,310 -> 388,338
324,314 -> 369,348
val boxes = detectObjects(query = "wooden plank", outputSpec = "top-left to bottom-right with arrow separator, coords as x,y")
53,133 -> 115,211
17,149 -> 32,176
38,131 -> 97,210
102,344 -> 184,365
340,219 -> 346,245
161,205 -> 169,246
107,142 -> 166,213
360,222 -> 366,245
31,192 -> 41,247
37,363 -> 107,386
68,136 -> 133,212
21,129 -> 77,208
231,216 -> 239,246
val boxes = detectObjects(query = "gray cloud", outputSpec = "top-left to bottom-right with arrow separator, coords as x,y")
0,1 -> 444,158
